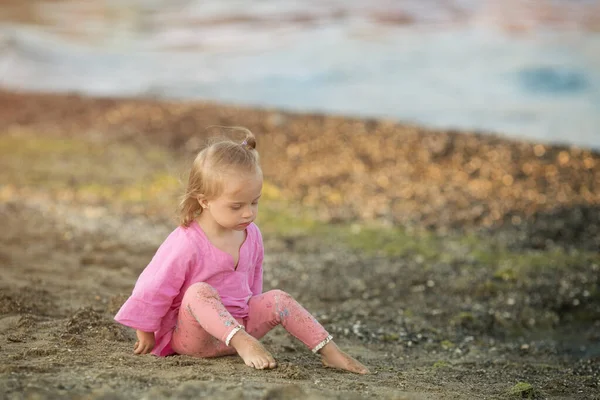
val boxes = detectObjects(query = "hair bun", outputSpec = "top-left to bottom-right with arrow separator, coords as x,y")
243,136 -> 256,150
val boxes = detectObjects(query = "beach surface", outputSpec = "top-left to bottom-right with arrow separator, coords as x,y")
1,90 -> 599,399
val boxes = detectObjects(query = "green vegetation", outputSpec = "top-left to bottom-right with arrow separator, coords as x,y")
380,333 -> 400,342
2,132 -> 598,276
440,340 -> 455,350
432,361 -> 450,369
0,132 -> 179,197
508,382 -> 538,398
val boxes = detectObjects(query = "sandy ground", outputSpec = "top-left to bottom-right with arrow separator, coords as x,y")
1,91 -> 599,399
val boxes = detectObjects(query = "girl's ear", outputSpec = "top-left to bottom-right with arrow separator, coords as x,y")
197,195 -> 209,209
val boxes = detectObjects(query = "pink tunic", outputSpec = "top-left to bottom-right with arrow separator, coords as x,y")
114,221 -> 264,356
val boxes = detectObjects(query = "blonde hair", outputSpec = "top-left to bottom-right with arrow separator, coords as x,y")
179,127 -> 262,227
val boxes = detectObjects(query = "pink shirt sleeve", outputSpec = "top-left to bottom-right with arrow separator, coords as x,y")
249,226 -> 264,296
115,228 -> 196,332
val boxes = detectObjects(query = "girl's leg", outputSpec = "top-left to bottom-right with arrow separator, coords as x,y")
246,289 -> 332,351
246,289 -> 369,374
171,282 -> 276,369
171,282 -> 241,357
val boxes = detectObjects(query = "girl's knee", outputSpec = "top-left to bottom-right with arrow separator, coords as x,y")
186,282 -> 219,299
269,289 -> 294,303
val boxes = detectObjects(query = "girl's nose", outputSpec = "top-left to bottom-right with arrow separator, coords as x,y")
242,206 -> 253,218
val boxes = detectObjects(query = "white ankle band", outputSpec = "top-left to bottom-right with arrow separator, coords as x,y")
312,335 -> 333,353
225,325 -> 245,346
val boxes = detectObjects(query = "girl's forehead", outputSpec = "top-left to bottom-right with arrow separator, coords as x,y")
221,174 -> 263,198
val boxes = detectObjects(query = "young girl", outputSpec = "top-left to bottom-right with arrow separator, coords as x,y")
115,129 -> 369,374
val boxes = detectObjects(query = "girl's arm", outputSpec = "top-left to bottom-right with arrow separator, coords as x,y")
115,229 -> 195,333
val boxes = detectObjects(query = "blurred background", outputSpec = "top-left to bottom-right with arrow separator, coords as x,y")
1,3 -> 600,398
1,0 -> 599,150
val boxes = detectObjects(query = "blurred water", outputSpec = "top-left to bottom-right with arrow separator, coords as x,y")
1,0 -> 599,150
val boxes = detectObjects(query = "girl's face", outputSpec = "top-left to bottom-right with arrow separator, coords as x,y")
202,172 -> 263,231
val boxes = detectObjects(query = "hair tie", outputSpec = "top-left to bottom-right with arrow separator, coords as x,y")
241,140 -> 248,146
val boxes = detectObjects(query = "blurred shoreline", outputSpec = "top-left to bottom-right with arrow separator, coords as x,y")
1,0 -> 600,150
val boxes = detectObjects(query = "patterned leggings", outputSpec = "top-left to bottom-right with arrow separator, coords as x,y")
170,282 -> 332,357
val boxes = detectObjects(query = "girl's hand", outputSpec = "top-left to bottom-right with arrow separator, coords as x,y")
134,330 -> 155,354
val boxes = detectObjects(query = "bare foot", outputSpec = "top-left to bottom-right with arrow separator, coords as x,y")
319,341 -> 369,374
229,330 -> 277,370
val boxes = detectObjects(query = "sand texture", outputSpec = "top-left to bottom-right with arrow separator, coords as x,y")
1,91 -> 599,399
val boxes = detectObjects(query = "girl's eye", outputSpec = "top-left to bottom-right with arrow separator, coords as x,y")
252,201 -> 259,205
230,205 -> 242,210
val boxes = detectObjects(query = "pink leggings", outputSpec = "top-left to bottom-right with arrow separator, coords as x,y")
170,282 -> 332,357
